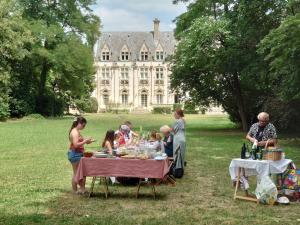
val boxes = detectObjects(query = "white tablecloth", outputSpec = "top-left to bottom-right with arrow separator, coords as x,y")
229,158 -> 292,180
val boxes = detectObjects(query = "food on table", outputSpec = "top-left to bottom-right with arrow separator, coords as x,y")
137,154 -> 148,160
83,152 -> 93,157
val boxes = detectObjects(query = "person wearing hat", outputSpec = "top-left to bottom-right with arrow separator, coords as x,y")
117,124 -> 131,146
160,125 -> 174,157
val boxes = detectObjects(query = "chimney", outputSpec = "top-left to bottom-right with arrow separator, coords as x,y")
153,18 -> 160,41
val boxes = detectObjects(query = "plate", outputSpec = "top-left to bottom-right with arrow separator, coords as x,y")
154,156 -> 166,161
94,153 -> 108,158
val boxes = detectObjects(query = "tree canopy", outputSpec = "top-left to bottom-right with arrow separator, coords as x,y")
171,0 -> 300,131
0,0 -> 100,119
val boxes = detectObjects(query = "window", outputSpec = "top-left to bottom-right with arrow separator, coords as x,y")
156,51 -> 164,61
141,91 -> 148,107
141,51 -> 148,61
101,67 -> 110,84
156,90 -> 163,104
121,51 -> 129,61
156,94 -> 163,104
103,95 -> 109,105
155,67 -> 164,80
174,95 -> 180,104
121,90 -> 128,105
140,67 -> 148,80
103,90 -> 109,105
120,67 -> 129,80
102,51 -> 110,61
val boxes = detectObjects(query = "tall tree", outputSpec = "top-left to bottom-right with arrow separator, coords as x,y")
11,0 -> 100,116
171,0 -> 287,130
0,0 -> 32,120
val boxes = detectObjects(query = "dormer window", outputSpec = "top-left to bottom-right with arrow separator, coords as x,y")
141,51 -> 148,61
155,43 -> 164,61
121,45 -> 129,61
140,44 -> 149,61
156,51 -> 164,61
101,45 -> 110,61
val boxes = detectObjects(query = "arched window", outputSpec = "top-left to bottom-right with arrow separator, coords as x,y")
121,90 -> 128,105
102,90 -> 109,105
141,90 -> 148,107
156,90 -> 163,104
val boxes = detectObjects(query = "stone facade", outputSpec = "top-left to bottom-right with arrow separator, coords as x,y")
93,19 -> 178,112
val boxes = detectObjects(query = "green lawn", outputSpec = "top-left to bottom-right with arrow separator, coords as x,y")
0,114 -> 299,225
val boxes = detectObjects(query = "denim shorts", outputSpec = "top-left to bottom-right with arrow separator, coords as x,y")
67,150 -> 83,163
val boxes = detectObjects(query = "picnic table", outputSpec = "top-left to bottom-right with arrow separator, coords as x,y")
74,157 -> 170,198
229,158 -> 293,203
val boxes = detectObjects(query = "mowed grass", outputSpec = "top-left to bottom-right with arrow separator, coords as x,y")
0,113 -> 299,225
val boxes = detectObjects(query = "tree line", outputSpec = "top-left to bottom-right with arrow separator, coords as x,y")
171,0 -> 300,131
0,0 -> 100,121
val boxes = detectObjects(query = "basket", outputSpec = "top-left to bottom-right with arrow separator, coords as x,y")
262,140 -> 283,161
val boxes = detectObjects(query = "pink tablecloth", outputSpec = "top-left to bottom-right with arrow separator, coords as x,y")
74,157 -> 170,183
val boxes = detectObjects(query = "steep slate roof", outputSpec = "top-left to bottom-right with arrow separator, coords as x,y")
95,31 -> 176,62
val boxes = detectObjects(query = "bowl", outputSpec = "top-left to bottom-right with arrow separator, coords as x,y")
83,152 -> 93,157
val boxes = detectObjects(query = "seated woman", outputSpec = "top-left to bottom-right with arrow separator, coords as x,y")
160,125 -> 174,157
101,130 -> 115,154
149,130 -> 162,151
114,132 -> 121,148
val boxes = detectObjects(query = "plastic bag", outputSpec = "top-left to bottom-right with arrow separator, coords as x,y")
255,176 -> 278,205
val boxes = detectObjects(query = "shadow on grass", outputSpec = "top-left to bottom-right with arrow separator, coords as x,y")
0,185 -> 169,225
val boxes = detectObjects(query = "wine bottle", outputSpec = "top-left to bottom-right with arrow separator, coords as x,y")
241,143 -> 246,159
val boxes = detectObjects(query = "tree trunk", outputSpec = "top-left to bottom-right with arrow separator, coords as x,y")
233,73 -> 248,131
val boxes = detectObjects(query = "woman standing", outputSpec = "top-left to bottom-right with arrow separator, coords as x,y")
67,117 -> 92,194
172,108 -> 186,170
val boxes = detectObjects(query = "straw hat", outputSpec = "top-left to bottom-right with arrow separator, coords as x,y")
160,125 -> 171,133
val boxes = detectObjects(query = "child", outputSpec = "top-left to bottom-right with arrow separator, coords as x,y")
124,121 -> 139,143
149,130 -> 161,151
160,125 -> 173,157
101,130 -> 115,154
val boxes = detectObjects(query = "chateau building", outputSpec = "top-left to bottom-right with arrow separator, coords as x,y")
93,19 -> 178,112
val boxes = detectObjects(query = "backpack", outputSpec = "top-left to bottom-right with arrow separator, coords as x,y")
171,146 -> 184,178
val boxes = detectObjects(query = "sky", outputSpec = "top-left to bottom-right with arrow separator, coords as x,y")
92,0 -> 187,32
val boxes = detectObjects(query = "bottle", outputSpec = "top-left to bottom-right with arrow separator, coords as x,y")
252,140 -> 258,160
245,145 -> 250,158
241,143 -> 246,159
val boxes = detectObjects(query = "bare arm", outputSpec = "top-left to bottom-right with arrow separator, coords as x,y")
105,141 -> 113,154
258,139 -> 277,147
246,134 -> 257,144
70,130 -> 91,148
